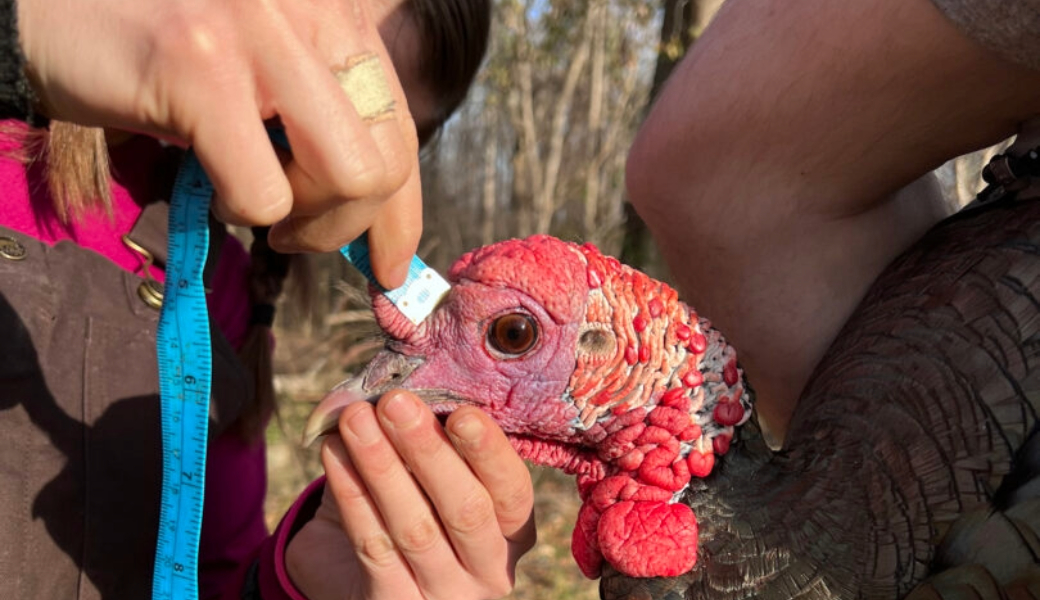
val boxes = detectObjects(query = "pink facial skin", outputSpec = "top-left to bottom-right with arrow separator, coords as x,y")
307,235 -> 752,579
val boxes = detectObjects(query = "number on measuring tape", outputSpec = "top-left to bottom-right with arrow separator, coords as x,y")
153,150 -> 213,600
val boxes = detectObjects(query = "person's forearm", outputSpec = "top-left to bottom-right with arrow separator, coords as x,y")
626,0 -> 1040,443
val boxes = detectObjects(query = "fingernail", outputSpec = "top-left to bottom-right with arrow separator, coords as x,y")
346,406 -> 382,445
450,413 -> 484,443
382,392 -> 420,428
259,194 -> 291,222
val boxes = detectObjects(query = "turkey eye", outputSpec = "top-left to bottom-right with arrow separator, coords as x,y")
487,313 -> 538,356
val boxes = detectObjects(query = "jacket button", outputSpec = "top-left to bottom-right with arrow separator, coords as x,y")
0,236 -> 26,261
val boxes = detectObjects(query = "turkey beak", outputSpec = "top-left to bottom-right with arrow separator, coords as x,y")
302,351 -> 424,446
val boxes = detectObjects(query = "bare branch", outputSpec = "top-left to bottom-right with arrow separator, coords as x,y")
536,3 -> 594,233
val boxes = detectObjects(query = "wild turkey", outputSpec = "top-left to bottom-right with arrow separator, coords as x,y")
306,190 -> 1040,599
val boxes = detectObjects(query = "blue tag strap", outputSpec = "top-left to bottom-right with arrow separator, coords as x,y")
341,234 -> 451,325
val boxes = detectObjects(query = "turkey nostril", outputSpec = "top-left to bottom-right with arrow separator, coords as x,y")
362,352 -> 423,393
368,370 -> 404,389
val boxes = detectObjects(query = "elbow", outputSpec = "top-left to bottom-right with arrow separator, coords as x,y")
624,111 -> 719,241
625,117 -> 686,233
624,125 -> 658,220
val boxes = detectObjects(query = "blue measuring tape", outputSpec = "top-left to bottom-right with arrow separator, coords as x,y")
153,128 -> 293,600
153,129 -> 449,599
153,149 -> 214,600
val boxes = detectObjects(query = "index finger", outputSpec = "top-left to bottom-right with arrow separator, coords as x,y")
444,406 -> 536,546
267,143 -> 422,288
364,160 -> 423,288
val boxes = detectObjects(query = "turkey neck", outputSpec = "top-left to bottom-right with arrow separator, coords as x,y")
691,197 -> 1040,600
698,403 -> 929,599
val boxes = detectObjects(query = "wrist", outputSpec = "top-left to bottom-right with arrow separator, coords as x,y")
259,477 -> 326,600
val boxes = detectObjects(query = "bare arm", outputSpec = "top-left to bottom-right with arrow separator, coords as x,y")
625,0 -> 1040,443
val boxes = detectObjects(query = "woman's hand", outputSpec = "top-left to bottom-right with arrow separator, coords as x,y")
286,391 -> 537,600
17,0 -> 421,286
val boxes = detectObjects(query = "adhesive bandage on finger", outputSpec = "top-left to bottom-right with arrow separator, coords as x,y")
333,53 -> 396,122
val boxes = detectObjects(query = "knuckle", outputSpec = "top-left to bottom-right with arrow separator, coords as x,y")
158,12 -> 228,67
446,492 -> 496,536
303,233 -> 348,254
494,480 -> 534,519
278,217 -> 351,253
354,447 -> 399,479
395,518 -> 441,554
326,472 -> 368,504
182,26 -> 223,65
355,532 -> 399,568
333,154 -> 387,198
142,11 -> 248,133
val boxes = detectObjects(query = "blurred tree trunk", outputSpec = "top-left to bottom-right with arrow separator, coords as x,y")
649,0 -> 702,99
535,12 -> 593,233
594,64 -> 640,251
620,0 -> 701,271
504,0 -> 596,235
506,0 -> 538,237
482,112 -> 499,245
585,34 -> 640,244
583,1 -> 606,236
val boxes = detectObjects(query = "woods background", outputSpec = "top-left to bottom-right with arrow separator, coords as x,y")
262,1 -> 1010,598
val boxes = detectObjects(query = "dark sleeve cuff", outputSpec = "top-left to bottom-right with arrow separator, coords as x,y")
0,0 -> 47,127
254,476 -> 327,600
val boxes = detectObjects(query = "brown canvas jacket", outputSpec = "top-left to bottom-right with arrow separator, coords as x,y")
0,200 -> 253,599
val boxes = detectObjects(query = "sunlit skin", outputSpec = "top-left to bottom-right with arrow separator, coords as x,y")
283,6 -> 536,600
18,0 -> 424,287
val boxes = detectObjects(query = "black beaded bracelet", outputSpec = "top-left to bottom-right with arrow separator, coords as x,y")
977,146 -> 1040,204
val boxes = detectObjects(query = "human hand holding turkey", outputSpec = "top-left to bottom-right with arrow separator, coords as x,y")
286,391 -> 537,600
17,0 -> 420,287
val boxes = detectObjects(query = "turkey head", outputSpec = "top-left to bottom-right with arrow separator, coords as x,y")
305,234 -> 752,580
